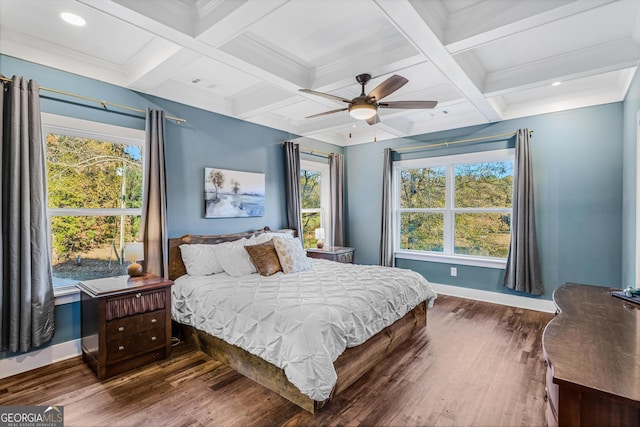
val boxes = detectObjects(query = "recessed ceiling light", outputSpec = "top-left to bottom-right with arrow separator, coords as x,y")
60,12 -> 86,26
551,81 -> 562,86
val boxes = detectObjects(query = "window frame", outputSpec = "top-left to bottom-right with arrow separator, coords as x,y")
300,159 -> 330,247
393,148 -> 514,268
42,113 -> 145,291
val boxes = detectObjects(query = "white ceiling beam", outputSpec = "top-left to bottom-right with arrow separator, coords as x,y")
444,0 -> 616,54
126,47 -> 200,91
79,0 -> 307,97
232,85 -> 298,118
483,38 -> 640,96
374,0 -> 502,123
0,27 -> 129,87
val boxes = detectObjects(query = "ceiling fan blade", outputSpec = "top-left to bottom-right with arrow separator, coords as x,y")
366,114 -> 380,125
306,107 -> 349,119
299,89 -> 351,104
367,75 -> 408,102
379,100 -> 438,109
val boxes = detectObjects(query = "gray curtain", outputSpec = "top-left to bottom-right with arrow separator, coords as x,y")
379,148 -> 394,267
283,141 -> 302,238
141,109 -> 168,278
1,76 -> 55,352
329,153 -> 345,247
504,128 -> 544,295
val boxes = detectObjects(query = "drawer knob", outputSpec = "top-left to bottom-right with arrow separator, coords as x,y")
151,336 -> 157,341
151,318 -> 157,323
118,326 -> 125,332
135,293 -> 141,298
118,346 -> 125,351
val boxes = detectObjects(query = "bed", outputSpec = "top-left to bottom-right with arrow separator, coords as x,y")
168,228 -> 437,413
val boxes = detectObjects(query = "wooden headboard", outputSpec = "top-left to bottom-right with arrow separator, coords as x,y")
167,227 -> 295,280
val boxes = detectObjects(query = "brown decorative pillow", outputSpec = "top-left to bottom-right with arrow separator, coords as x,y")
244,240 -> 282,276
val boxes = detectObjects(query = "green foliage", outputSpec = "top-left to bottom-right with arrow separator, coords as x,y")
399,160 -> 513,258
400,212 -> 444,251
301,212 -> 321,249
455,162 -> 512,208
455,213 -> 511,257
300,170 -> 322,248
301,170 -> 321,208
400,167 -> 446,208
47,134 -> 142,262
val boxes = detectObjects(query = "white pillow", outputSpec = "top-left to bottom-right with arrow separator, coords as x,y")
273,237 -> 312,274
179,244 -> 223,276
213,238 -> 257,277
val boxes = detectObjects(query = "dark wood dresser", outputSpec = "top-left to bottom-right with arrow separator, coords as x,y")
306,246 -> 355,263
542,283 -> 640,426
78,274 -> 174,380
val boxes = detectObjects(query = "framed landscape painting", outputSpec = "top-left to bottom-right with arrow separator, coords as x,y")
204,167 -> 265,218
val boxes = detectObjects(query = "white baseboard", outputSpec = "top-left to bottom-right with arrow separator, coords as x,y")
431,282 -> 557,313
0,339 -> 82,379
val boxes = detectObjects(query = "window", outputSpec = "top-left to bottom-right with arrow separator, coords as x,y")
300,159 -> 330,248
42,114 -> 145,287
394,149 -> 514,268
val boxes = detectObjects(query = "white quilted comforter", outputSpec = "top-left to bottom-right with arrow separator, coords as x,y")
171,259 -> 437,401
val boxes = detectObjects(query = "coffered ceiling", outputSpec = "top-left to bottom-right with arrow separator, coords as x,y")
1,0 -> 639,146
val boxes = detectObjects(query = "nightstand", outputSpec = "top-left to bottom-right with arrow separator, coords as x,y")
77,274 -> 173,380
306,246 -> 355,264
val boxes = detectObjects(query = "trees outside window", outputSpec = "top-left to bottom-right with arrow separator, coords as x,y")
43,116 -> 144,285
395,149 -> 513,265
300,160 -> 329,248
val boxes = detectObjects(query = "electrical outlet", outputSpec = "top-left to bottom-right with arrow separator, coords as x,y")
450,267 -> 457,277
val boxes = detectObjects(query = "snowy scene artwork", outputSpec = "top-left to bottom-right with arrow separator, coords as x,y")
204,168 -> 265,218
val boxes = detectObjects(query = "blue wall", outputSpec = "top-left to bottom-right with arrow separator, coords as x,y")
622,69 -> 640,287
0,54 -> 315,358
346,103 -> 624,300
0,52 -> 630,360
144,94 -> 300,237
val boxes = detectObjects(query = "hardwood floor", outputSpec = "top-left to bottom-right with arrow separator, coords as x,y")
0,295 -> 554,426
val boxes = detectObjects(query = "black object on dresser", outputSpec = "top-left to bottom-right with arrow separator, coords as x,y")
306,246 -> 355,264
77,274 -> 174,380
542,283 -> 640,427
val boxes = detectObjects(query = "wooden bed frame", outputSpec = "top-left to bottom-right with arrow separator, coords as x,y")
168,227 -> 427,413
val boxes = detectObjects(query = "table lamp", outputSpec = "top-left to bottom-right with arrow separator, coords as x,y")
315,228 -> 325,249
125,242 -> 144,277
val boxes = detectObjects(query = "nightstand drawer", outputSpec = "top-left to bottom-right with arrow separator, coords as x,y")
105,290 -> 165,320
106,309 -> 166,340
335,252 -> 354,264
306,246 -> 355,264
107,328 -> 165,363
78,274 -> 173,380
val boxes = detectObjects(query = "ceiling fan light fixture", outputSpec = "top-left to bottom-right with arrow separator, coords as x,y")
349,103 -> 377,120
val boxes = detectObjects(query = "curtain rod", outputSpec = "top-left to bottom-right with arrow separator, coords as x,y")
393,130 -> 534,152
1,76 -> 186,124
281,141 -> 333,157
301,146 -> 332,157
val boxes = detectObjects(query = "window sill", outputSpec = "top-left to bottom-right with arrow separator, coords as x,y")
53,283 -> 80,305
395,250 -> 507,269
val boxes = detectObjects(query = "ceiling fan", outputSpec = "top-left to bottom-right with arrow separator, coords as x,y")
299,73 -> 438,125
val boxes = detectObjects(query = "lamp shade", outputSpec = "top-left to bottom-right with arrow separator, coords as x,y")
125,242 -> 144,262
349,103 -> 377,120
314,228 -> 325,240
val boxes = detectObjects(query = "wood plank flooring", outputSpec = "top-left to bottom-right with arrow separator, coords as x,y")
0,295 -> 554,426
